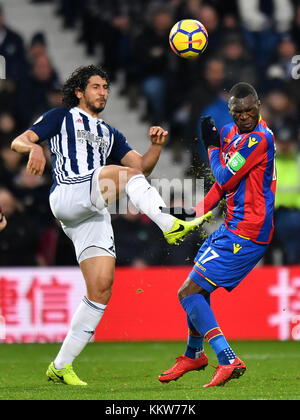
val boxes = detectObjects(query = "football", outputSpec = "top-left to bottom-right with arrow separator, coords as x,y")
169,19 -> 208,59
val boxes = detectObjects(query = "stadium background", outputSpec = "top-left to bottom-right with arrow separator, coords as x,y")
0,0 -> 300,345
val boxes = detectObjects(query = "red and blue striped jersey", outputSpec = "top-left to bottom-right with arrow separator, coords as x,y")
195,118 -> 276,244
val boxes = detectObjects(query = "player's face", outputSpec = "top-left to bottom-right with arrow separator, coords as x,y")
77,75 -> 109,116
229,94 -> 261,133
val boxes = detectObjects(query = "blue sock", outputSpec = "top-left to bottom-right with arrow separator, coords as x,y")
209,336 -> 236,365
185,315 -> 204,359
184,294 -> 210,359
181,294 -> 236,365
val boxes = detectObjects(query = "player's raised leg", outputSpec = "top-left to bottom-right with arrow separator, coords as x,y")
46,255 -> 115,385
96,165 -> 211,244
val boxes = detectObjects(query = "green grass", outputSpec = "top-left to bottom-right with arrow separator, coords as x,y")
0,341 -> 299,400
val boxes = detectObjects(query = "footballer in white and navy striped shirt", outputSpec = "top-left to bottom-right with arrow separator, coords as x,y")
11,65 -> 209,385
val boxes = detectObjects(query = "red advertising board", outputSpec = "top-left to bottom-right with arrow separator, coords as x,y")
0,266 -> 300,343
95,266 -> 300,342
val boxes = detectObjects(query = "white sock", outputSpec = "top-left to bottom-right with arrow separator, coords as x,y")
54,296 -> 106,369
125,174 -> 174,231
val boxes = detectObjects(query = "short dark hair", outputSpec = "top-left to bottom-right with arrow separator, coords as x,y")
62,65 -> 110,108
229,82 -> 259,102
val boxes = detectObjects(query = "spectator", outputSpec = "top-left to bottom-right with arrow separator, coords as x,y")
197,4 -> 222,56
0,187 -> 40,266
265,34 -> 298,91
0,3 -> 28,82
77,0 -> 104,57
0,113 -> 24,193
134,3 -> 174,124
27,32 -> 48,62
290,1 -> 300,50
16,53 -> 61,129
56,0 -> 83,29
173,0 -> 203,22
0,79 -> 17,117
219,34 -> 258,88
237,0 -> 294,70
263,89 -> 298,141
183,57 -> 226,168
0,111 -> 18,145
12,164 -> 52,234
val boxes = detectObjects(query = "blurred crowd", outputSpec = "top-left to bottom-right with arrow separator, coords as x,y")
0,0 -> 300,266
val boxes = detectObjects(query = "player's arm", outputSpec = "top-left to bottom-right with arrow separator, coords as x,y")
11,130 -> 46,176
208,133 -> 267,190
11,108 -> 65,176
121,126 -> 168,177
193,181 -> 225,217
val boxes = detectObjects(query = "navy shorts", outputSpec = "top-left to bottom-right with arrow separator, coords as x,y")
189,223 -> 268,293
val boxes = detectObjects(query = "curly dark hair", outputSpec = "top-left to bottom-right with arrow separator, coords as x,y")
62,65 -> 110,108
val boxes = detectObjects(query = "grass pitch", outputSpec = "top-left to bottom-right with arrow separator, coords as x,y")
0,341 -> 299,400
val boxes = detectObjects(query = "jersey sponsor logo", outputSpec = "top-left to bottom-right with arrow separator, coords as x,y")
233,243 -> 242,254
76,129 -> 109,151
228,152 -> 246,173
248,136 -> 259,148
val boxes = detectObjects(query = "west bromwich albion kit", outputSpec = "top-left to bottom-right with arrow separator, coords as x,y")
29,107 -> 132,192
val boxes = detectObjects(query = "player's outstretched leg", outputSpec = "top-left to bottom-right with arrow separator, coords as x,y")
125,173 -> 212,244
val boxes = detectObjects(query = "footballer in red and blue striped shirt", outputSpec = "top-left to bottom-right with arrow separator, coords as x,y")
159,83 -> 276,387
204,114 -> 276,244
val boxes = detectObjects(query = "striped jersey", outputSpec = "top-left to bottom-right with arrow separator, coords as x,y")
199,117 -> 276,244
29,107 -> 132,191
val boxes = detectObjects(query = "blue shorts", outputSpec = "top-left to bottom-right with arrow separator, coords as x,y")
189,223 -> 268,293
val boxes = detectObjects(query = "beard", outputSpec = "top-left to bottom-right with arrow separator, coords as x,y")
86,98 -> 106,115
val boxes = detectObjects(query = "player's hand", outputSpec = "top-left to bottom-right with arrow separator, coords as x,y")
160,206 -> 196,221
200,116 -> 220,150
0,208 -> 7,232
149,126 -> 168,146
27,144 -> 46,176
